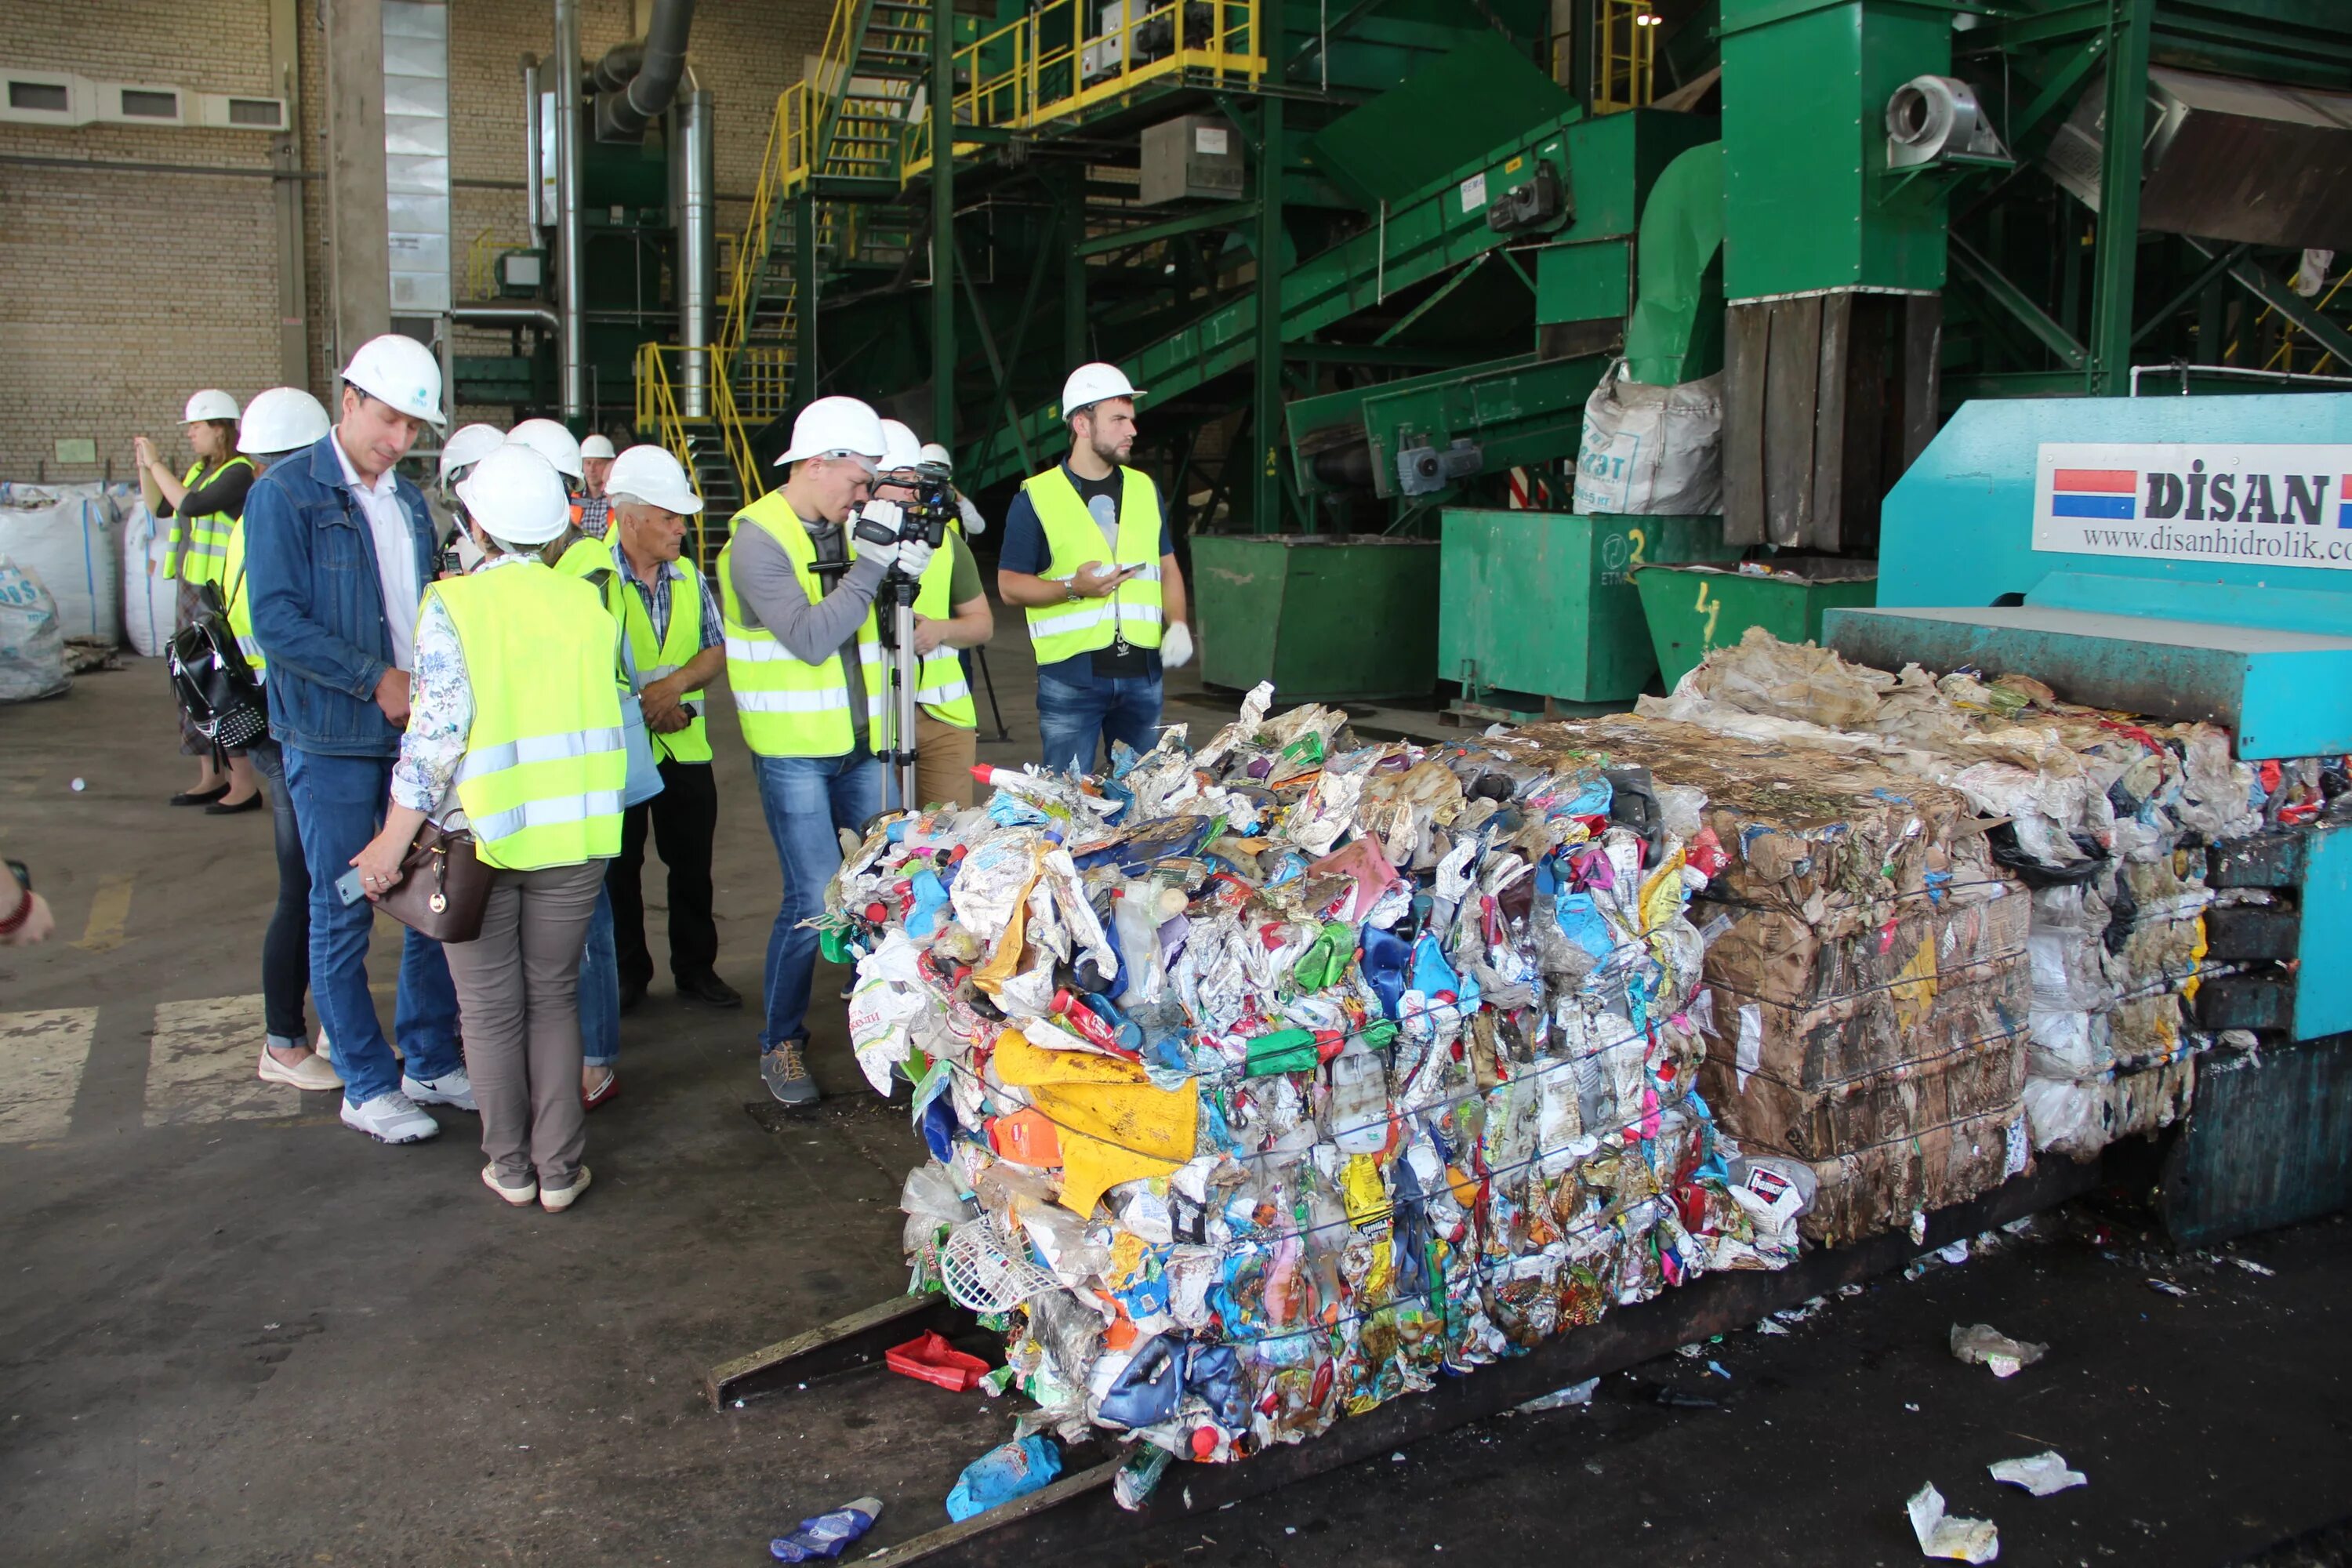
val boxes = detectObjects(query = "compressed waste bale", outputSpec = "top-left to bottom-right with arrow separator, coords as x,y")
834,686 -> 1800,1484
1639,629 -> 2328,1163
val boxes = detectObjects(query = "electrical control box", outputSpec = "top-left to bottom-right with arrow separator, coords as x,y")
1139,114 -> 1243,205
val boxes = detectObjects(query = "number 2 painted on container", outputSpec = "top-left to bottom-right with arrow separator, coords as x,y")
1626,528 -> 1647,571
1693,579 -> 1721,647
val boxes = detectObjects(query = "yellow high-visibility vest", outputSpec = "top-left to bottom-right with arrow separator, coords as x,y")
717,492 -> 885,758
1017,465 -> 1163,665
429,564 -> 625,871
222,518 -> 264,678
612,552 -> 713,764
171,455 -> 253,587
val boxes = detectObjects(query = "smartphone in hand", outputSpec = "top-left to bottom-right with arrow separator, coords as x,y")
336,868 -> 368,906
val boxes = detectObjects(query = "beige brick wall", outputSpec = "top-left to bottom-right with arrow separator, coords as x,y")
3,0 -> 829,477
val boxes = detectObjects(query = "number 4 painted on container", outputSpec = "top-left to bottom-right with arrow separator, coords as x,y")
1694,579 -> 1721,647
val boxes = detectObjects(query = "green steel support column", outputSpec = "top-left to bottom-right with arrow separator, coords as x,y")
1251,20 -> 1286,534
793,193 -> 818,409
2089,0 -> 2154,394
931,0 -> 956,447
1062,170 -> 1087,374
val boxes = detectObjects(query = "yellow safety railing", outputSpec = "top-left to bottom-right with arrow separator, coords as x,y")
1592,0 -> 1658,115
904,0 -> 1263,179
731,343 -> 796,424
633,343 -> 768,548
463,228 -> 505,299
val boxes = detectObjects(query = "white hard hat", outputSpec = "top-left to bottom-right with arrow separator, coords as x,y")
237,387 -> 331,457
1061,362 -> 1143,417
579,433 -> 617,461
775,395 -> 886,466
604,444 -> 704,515
438,422 -> 508,485
454,445 -> 572,545
877,419 -> 924,475
506,418 -> 585,482
339,333 -> 445,426
184,388 -> 241,424
917,441 -> 953,474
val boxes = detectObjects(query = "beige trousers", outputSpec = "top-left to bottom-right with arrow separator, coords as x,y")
916,711 -> 978,810
441,858 -> 604,1190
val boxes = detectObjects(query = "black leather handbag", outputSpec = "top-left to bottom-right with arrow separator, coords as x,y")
165,581 -> 269,750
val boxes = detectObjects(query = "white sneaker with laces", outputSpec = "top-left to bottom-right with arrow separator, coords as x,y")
404,1068 -> 477,1112
341,1091 -> 440,1144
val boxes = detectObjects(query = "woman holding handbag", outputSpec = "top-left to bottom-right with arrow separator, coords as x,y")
349,445 -> 624,1214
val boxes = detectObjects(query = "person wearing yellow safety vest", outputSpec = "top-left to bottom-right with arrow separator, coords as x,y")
136,388 -> 260,805
600,445 -> 739,1022
352,444 -> 622,1213
579,431 -> 617,536
996,362 -> 1193,776
720,395 -> 933,1107
875,420 -> 993,809
223,387 -> 344,1097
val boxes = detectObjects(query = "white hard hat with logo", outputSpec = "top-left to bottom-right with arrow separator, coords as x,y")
1060,362 -> 1144,418
183,388 -> 241,424
237,387 -> 331,456
455,445 -> 572,545
605,445 -> 704,515
917,441 -> 953,474
877,419 -> 925,476
506,418 -> 585,482
438,423 -> 508,485
340,333 -> 446,426
579,433 -> 617,461
775,395 -> 887,466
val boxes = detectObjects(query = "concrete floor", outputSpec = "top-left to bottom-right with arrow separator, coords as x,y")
4,631 -> 2348,1566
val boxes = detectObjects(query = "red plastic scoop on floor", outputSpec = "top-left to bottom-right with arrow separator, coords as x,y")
885,1330 -> 992,1392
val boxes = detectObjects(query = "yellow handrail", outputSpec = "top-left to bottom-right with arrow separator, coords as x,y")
1592,0 -> 1657,115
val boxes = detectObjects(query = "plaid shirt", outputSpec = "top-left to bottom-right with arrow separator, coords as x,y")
612,544 -> 722,655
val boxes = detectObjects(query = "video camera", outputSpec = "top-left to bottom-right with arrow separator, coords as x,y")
850,466 -> 956,565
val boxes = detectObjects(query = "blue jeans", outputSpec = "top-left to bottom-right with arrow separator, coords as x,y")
282,746 -> 463,1105
578,878 -> 619,1068
753,746 -> 882,1052
1036,663 -> 1164,776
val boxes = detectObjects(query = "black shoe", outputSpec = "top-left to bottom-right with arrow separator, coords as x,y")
675,971 -> 742,1009
204,792 -> 264,815
618,977 -> 647,1014
170,785 -> 229,807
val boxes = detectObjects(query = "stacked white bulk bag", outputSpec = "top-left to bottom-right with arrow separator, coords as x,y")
0,483 -> 123,646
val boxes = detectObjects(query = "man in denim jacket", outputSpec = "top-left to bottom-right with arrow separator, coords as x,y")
245,334 -> 474,1145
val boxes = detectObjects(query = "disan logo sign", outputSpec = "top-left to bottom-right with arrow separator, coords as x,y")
2034,442 -> 2352,568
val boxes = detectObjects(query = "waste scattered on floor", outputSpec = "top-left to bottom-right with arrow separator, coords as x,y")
1949,1322 -> 2048,1379
1988,1450 -> 2088,1496
1905,1481 -> 2000,1563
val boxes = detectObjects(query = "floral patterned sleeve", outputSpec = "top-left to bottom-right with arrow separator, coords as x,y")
390,589 -> 474,815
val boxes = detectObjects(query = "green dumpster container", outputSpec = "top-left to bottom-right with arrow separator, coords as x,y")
1632,558 -> 1878,690
1192,535 -> 1439,701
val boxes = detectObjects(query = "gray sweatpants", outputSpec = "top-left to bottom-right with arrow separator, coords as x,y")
442,858 -> 605,1191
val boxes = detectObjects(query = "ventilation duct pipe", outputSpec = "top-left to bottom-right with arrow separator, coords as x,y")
594,0 -> 695,143
673,84 -> 716,419
552,0 -> 585,419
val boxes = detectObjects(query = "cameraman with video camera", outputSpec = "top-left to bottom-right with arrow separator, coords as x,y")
720,397 -> 937,1108
874,421 -> 993,810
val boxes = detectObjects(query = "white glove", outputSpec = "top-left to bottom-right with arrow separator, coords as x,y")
1161,621 -> 1194,669
851,499 -> 906,571
960,495 -> 988,537
898,539 -> 935,579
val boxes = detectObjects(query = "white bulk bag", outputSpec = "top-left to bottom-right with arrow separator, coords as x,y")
1572,363 -> 1724,517
0,555 -> 70,703
120,493 -> 177,658
0,482 -> 122,645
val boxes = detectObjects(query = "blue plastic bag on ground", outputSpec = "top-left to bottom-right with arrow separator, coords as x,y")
945,1435 -> 1063,1521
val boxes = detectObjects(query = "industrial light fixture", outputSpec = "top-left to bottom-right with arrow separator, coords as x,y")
1634,12 -> 1661,25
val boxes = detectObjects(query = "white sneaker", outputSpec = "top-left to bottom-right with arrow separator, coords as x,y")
258,1044 -> 343,1092
340,1091 -> 440,1144
482,1163 -> 538,1206
539,1165 -> 592,1213
404,1068 -> 477,1112
315,1028 -> 334,1065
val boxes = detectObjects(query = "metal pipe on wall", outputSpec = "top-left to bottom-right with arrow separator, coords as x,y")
521,54 -> 543,251
553,0 -> 586,420
673,85 -> 717,419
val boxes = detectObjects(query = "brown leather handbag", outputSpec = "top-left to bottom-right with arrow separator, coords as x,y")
377,821 -> 493,943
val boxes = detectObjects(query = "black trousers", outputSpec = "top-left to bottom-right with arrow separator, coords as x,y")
608,758 -> 719,989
